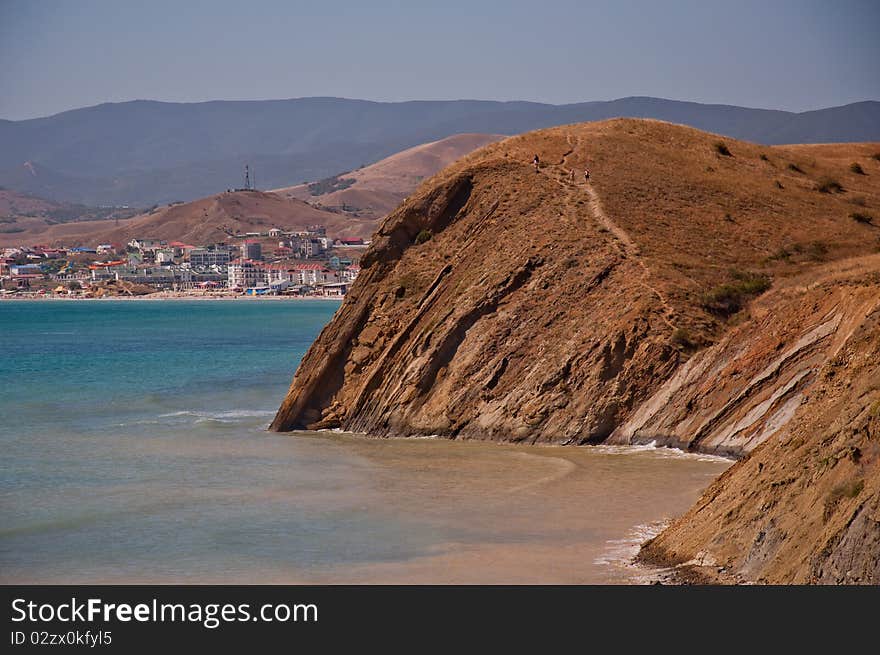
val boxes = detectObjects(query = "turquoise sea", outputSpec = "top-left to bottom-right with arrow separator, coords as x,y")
0,299 -> 729,583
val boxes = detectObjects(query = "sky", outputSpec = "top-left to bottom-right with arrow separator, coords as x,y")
1,0 -> 878,120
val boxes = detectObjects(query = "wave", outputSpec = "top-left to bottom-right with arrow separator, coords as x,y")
593,520 -> 673,583
589,441 -> 734,463
158,409 -> 276,420
112,408 -> 277,429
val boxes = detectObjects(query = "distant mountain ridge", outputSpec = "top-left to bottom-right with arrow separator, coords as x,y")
1,96 -> 877,206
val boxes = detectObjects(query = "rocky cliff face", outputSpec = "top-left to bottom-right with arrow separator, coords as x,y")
271,119 -> 880,582
610,256 -> 880,457
639,277 -> 880,583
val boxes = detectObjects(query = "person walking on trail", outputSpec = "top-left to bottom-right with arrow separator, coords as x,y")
584,168 -> 591,183
533,154 -> 540,172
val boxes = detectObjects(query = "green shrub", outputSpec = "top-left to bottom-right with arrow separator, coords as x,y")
415,229 -> 433,244
714,142 -> 732,157
829,479 -> 864,502
790,241 -> 829,260
671,328 -> 697,349
850,212 -> 874,225
824,479 -> 865,519
768,247 -> 791,262
787,163 -> 804,173
816,177 -> 844,193
850,162 -> 865,175
701,271 -> 771,317
759,153 -> 770,162
805,241 -> 829,260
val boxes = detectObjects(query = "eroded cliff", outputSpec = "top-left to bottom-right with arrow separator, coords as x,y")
639,280 -> 880,583
272,120 -> 877,442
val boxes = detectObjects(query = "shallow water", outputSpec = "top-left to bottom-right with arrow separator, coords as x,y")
0,300 -> 729,583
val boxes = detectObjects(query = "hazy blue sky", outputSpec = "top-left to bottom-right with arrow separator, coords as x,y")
1,0 -> 878,120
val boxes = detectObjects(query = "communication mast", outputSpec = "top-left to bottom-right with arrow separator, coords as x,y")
244,165 -> 252,191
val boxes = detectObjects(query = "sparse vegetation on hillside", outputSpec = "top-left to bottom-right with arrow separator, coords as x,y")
850,162 -> 866,175
788,163 -> 804,173
415,229 -> 433,244
850,212 -> 874,225
308,175 -> 356,196
670,327 -> 697,350
701,270 -> 771,317
713,142 -> 732,157
816,177 -> 844,193
774,180 -> 784,189
759,153 -> 770,162
768,246 -> 791,262
769,241 -> 830,263
872,153 -> 880,162
800,241 -> 829,260
824,479 -> 864,519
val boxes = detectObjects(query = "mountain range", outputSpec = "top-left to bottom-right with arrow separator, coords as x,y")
0,133 -> 500,247
1,97 -> 878,206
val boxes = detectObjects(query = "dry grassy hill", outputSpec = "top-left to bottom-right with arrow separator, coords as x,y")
0,188 -> 64,217
270,118 -> 880,583
0,190 -> 377,247
275,134 -> 504,220
0,189 -> 141,244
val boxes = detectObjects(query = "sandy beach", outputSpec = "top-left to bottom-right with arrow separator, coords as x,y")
0,292 -> 344,302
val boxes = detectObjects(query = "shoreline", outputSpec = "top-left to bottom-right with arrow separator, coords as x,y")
0,293 -> 345,302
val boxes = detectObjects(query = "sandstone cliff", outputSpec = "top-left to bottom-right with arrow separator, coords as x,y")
639,277 -> 880,583
271,119 -> 880,582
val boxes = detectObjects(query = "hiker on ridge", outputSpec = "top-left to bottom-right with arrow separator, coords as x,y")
584,169 -> 591,183
533,154 -> 540,172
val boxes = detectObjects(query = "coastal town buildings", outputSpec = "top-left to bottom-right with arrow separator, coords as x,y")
2,224 -> 363,297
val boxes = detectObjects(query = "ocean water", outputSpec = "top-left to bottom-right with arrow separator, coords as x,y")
0,299 -> 729,583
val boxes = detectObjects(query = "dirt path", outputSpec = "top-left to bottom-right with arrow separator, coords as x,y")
545,136 -> 678,331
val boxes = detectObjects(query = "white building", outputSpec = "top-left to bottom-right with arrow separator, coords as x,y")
341,265 -> 361,282
128,238 -> 165,251
265,264 -> 293,285
290,263 -> 326,286
155,249 -> 175,264
228,260 -> 267,289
